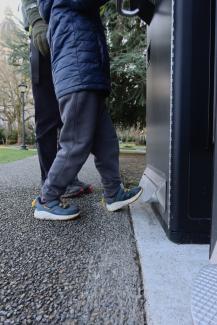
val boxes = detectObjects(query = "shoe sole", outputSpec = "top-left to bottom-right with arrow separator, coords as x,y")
106,188 -> 143,212
34,210 -> 80,221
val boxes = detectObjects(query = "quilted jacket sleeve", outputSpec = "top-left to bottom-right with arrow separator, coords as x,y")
37,0 -> 53,23
67,0 -> 109,12
21,0 -> 42,26
37,0 -> 109,23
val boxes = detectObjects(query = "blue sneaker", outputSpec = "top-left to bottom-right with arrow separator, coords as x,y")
32,197 -> 80,221
105,186 -> 143,212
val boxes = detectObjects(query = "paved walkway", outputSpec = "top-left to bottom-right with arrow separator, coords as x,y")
0,156 -> 145,324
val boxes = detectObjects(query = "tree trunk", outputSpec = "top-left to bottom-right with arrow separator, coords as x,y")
5,121 -> 13,145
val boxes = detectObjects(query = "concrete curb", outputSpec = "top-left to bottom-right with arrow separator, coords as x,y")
130,198 -> 209,325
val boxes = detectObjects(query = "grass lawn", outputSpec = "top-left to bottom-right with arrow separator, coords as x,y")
0,147 -> 37,164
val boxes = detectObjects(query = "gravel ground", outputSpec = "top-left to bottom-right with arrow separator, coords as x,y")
0,155 -> 146,324
119,154 -> 146,187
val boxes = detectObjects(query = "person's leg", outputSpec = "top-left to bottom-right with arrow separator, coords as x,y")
92,97 -> 121,198
92,96 -> 143,211
30,41 -> 62,183
30,41 -> 92,194
37,128 -> 59,184
40,91 -> 141,211
62,179 -> 93,198
41,91 -> 100,202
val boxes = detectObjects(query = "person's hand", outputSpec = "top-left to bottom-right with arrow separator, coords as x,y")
32,19 -> 49,56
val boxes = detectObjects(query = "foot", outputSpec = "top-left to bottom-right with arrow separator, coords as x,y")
105,186 -> 143,212
61,184 -> 84,199
75,180 -> 93,194
32,197 -> 80,221
61,180 -> 93,199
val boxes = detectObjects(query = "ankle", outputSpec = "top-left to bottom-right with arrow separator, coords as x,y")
39,197 -> 47,204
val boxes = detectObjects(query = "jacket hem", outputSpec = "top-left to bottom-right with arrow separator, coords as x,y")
56,84 -> 111,100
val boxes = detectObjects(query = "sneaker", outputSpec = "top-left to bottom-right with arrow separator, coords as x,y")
61,180 -> 93,199
32,197 -> 80,221
75,180 -> 93,194
105,186 -> 143,212
61,184 -> 84,199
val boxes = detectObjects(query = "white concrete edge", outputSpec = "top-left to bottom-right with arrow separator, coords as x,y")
130,198 -> 209,325
210,242 -> 217,264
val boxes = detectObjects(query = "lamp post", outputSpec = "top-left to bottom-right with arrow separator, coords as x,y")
18,83 -> 28,150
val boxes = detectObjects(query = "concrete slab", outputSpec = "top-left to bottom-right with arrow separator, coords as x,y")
130,199 -> 209,325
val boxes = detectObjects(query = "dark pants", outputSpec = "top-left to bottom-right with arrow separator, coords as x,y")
30,41 -> 62,182
42,91 -> 121,202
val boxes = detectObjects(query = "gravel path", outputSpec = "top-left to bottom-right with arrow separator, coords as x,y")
0,156 -> 146,324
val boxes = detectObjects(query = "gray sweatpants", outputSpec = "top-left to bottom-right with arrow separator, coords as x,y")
41,91 -> 121,202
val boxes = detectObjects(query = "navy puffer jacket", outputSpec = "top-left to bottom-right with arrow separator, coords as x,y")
38,0 -> 110,99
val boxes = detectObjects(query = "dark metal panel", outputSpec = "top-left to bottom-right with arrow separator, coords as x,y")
146,0 -> 172,226
211,0 -> 217,256
211,139 -> 217,255
146,0 -> 213,243
170,0 -> 213,242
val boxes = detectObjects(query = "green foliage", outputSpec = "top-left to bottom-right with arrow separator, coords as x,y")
6,129 -> 18,145
25,124 -> 36,145
6,27 -> 30,79
0,11 -> 32,144
102,2 -> 146,128
0,9 -> 30,79
1,127 -> 36,145
117,127 -> 146,145
0,5 -> 146,131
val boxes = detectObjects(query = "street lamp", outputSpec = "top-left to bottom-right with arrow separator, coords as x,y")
18,82 -> 28,150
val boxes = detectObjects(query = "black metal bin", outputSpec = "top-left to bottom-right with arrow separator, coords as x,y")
141,0 -> 215,243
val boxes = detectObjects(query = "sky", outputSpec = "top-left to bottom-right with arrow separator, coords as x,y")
0,0 -> 21,21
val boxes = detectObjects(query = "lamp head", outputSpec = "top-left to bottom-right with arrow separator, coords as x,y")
18,83 -> 27,94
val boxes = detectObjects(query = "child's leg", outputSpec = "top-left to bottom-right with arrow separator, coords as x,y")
40,90 -> 141,212
41,91 -> 106,202
91,96 -> 142,211
91,97 -> 122,198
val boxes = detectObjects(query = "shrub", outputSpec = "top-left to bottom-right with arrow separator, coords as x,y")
135,135 -> 146,146
25,130 -> 36,145
6,129 -> 18,144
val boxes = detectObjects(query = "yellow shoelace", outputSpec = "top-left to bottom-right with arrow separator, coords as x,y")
31,199 -> 37,208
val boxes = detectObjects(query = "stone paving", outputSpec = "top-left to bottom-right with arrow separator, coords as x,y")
0,155 -> 146,324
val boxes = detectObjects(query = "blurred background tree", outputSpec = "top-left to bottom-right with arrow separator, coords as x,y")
0,7 -> 29,78
0,7 -> 34,145
102,2 -> 146,129
0,4 -> 147,145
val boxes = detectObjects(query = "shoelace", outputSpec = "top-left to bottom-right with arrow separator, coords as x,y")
59,202 -> 70,209
31,199 -> 70,209
32,199 -> 36,208
101,196 -> 106,207
122,190 -> 132,199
